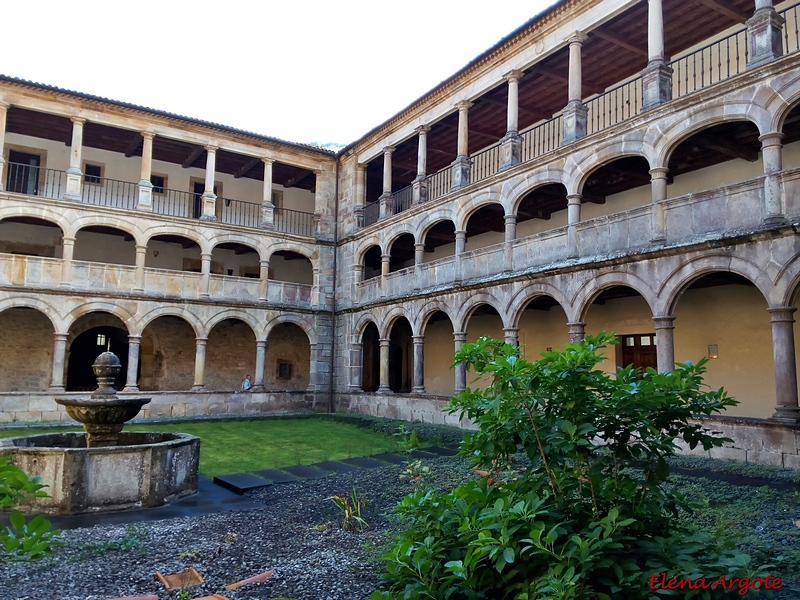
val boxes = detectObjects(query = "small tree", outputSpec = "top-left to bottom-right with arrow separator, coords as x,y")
372,333 -> 767,599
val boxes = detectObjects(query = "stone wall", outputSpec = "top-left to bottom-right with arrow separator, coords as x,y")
0,308 -> 53,391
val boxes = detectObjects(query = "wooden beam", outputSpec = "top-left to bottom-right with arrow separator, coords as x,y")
282,171 -> 312,188
234,157 -> 261,179
528,66 -> 599,96
182,146 -> 205,169
124,134 -> 142,158
592,29 -> 648,58
697,0 -> 748,23
694,132 -> 760,161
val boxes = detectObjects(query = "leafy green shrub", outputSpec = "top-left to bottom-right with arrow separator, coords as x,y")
372,334 -> 771,599
0,457 -> 61,561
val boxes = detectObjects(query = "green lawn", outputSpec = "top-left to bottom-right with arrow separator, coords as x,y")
0,418 -> 405,477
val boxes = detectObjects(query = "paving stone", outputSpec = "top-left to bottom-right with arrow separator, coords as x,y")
408,449 -> 438,459
212,473 -> 272,494
421,446 -> 459,456
282,465 -> 332,479
369,452 -> 409,464
252,469 -> 301,483
311,460 -> 363,473
340,456 -> 389,469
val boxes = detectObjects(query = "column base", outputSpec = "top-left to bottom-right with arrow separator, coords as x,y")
771,406 -> 800,425
48,386 -> 65,392
641,61 -> 673,111
763,215 -> 784,226
499,132 -> 522,171
560,101 -> 588,146
199,214 -> 217,222
122,386 -> 140,393
377,385 -> 391,394
746,8 -> 785,70
450,156 -> 472,190
412,386 -> 426,394
250,385 -> 265,393
191,385 -> 206,392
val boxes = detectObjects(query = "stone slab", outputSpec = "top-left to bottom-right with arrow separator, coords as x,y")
421,446 -> 459,456
252,469 -> 301,484
212,473 -> 272,495
369,452 -> 409,464
282,465 -> 331,479
340,457 -> 389,469
310,460 -> 363,473
408,449 -> 438,459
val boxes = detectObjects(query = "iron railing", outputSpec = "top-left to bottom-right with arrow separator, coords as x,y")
393,186 -> 413,214
5,162 -> 67,199
427,167 -> 453,202
81,177 -> 138,209
275,207 -> 315,236
363,202 -> 380,226
586,77 -> 643,135
471,144 -> 501,182
520,115 -> 563,162
220,197 -> 260,228
670,27 -> 748,99
152,188 -> 196,219
782,3 -> 800,53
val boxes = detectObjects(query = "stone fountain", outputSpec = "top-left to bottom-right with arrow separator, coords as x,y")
0,351 -> 200,515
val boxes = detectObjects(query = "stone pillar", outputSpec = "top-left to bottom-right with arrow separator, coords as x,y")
252,340 -> 267,391
200,145 -> 218,221
451,101 -> 473,190
454,229 -> 467,282
561,33 -> 588,145
200,252 -> 212,297
378,338 -> 391,393
412,335 -> 425,393
137,132 -> 155,211
192,337 -> 208,391
413,242 -> 425,290
503,327 -> 520,346
134,244 -> 147,291
504,214 -> 517,272
381,253 -> 390,277
501,70 -> 524,170
453,331 -> 467,391
379,146 -> 395,219
412,126 -> 430,204
568,321 -> 586,343
567,194 -> 582,257
355,163 -> 366,227
0,101 -> 8,191
349,342 -> 363,391
124,335 -> 141,392
353,264 -> 364,297
49,333 -> 68,390
769,306 -> 800,423
641,0 -> 673,110
260,157 -> 275,229
258,259 -> 269,301
760,132 -> 784,223
747,0 -> 784,69
64,117 -> 85,200
311,267 -> 321,307
59,236 -> 75,288
653,315 -> 675,373
650,167 -> 669,241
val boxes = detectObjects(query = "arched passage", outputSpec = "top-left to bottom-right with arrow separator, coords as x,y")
464,204 -> 505,252
388,316 -> 413,393
0,217 -> 63,257
363,245 -> 382,280
205,318 -> 256,391
581,156 -> 651,220
673,272 -> 771,417
146,234 -> 201,271
465,303 -> 504,389
270,250 -> 312,284
516,183 -> 568,237
421,220 -> 456,263
361,322 -> 380,392
74,226 -> 136,265
211,242 -> 261,279
389,233 -> 415,273
516,295 -> 569,358
139,315 -> 197,391
0,307 -> 54,391
66,313 -> 130,391
265,323 -> 310,391
422,310 -> 455,396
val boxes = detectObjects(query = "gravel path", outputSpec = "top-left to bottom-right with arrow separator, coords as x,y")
0,456 -> 472,600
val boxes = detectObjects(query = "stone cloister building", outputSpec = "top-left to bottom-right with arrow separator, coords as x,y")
3,0 -> 800,464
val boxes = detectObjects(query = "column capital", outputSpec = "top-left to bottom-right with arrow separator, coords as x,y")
453,331 -> 467,342
759,132 -> 784,146
140,130 -> 156,141
0,100 -> 9,110
455,100 -> 473,111
382,145 -> 395,154
649,166 -> 670,178
70,116 -> 86,125
412,335 -> 425,344
652,315 -> 676,328
455,230 -> 467,237
127,334 -> 142,343
200,252 -> 212,259
414,242 -> 425,251
53,332 -> 69,342
567,193 -> 582,205
195,336 -> 209,343
135,244 -> 147,251
378,337 -> 391,345
567,31 -> 588,45
414,124 -> 431,135
504,214 -> 518,224
205,144 -> 218,153
768,306 -> 797,321
262,155 -> 275,165
503,69 -> 524,82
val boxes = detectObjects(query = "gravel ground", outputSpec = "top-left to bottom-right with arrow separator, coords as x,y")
0,456 -> 473,600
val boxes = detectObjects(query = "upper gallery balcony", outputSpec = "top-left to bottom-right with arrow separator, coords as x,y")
0,83 -> 335,239
354,0 -> 800,228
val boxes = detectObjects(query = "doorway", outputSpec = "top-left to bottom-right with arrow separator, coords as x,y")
6,150 -> 40,195
618,333 -> 657,371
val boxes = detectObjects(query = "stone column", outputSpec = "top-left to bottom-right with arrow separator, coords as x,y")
59,236 -> 75,288
349,342 -> 363,391
412,126 -> 430,204
760,132 -> 784,223
49,333 -> 68,390
311,267 -> 321,307
453,331 -> 467,391
134,244 -> 147,291
653,315 -> 675,373
413,242 -> 425,290
642,0 -> 673,110
64,117 -> 86,200
567,194 -> 582,257
200,252 -> 212,297
451,101 -> 473,190
0,101 -> 8,191
503,327 -> 520,346
769,306 -> 800,423
454,229 -> 467,282
258,259 -> 269,301
504,214 -> 517,272
352,264 -> 364,298
501,70 -> 524,170
260,157 -> 275,229
355,164 -> 366,227
124,335 -> 141,391
568,321 -> 586,343
412,335 -> 425,393
378,338 -> 391,393
561,33 -> 588,145
747,0 -> 784,69
380,253 -> 390,277
650,167 -> 669,241
200,145 -> 218,221
192,337 -> 208,391
253,340 -> 267,391
379,146 -> 395,219
137,131 -> 155,211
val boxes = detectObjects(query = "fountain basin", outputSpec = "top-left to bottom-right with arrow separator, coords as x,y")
0,432 -> 200,515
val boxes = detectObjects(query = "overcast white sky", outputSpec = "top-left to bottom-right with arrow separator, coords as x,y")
2,0 -> 557,147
